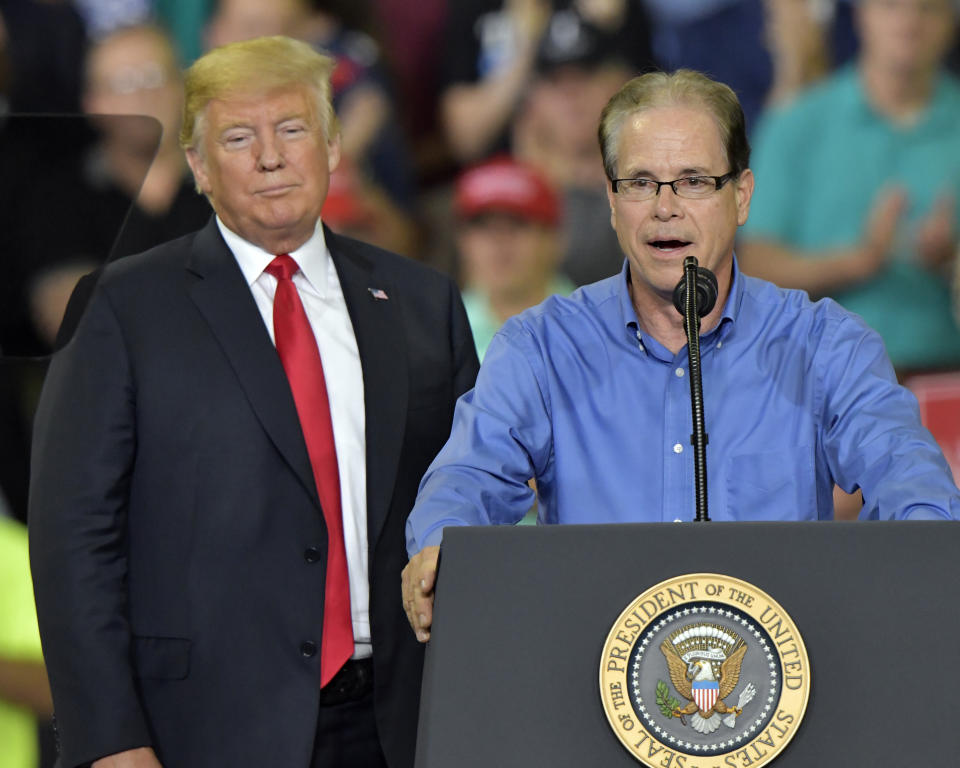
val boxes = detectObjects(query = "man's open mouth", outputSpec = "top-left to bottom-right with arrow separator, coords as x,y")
649,240 -> 691,251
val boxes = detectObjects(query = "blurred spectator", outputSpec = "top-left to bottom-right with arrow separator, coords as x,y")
0,0 -> 86,113
0,7 -> 8,113
80,24 -> 210,252
26,24 -> 211,350
439,0 -> 656,165
321,160 -> 417,255
0,364 -> 31,523
739,0 -> 960,373
206,0 -> 416,209
454,156 -> 574,360
0,115 -> 92,355
762,0 -> 832,105
0,511 -> 52,768
154,0 -> 215,64
373,0 -> 450,177
512,10 -> 635,284
643,0 -> 857,130
72,0 -> 152,38
204,0 -> 301,53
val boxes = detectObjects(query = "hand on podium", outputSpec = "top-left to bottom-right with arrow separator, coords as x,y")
402,546 -> 440,643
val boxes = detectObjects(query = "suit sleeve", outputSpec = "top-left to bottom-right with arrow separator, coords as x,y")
53,267 -> 102,351
447,275 -> 480,401
29,284 -> 152,767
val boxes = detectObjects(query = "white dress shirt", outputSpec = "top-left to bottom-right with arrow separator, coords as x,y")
218,217 -> 371,658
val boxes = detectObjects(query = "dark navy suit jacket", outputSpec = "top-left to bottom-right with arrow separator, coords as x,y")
29,219 -> 478,768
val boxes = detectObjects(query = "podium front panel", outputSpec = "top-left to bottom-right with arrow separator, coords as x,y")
415,521 -> 960,767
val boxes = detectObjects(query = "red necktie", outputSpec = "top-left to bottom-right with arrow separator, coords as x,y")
266,254 -> 353,686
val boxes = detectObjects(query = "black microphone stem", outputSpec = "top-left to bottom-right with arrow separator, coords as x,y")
682,258 -> 710,522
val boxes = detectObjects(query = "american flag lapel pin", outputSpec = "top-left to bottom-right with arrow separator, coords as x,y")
367,287 -> 389,301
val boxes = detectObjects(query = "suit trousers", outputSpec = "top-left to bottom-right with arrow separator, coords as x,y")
311,660 -> 388,768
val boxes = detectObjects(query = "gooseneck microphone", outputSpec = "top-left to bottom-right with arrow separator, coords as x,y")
673,257 -> 717,522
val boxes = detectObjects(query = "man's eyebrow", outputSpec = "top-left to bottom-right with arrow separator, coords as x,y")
275,111 -> 317,128
276,113 -> 310,124
216,113 -> 312,133
619,167 -> 712,179
217,120 -> 254,134
620,167 -> 656,179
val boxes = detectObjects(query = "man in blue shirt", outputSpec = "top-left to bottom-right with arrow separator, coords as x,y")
401,69 -> 960,642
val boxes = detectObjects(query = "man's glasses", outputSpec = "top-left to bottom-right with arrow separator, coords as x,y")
610,171 -> 738,201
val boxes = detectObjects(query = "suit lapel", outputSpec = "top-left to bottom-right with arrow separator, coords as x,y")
327,230 -> 408,550
186,219 -> 319,507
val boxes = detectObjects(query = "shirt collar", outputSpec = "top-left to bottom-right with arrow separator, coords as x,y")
217,217 -> 331,298
616,255 -> 743,351
616,258 -> 639,337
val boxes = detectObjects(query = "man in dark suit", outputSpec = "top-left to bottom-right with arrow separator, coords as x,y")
28,35 -> 478,768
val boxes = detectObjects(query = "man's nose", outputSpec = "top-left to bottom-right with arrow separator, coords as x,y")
653,183 -> 682,219
255,134 -> 285,171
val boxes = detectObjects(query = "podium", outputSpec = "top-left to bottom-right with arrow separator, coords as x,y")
415,521 -> 960,766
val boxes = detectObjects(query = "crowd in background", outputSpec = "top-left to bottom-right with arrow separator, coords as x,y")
2,1 -> 960,766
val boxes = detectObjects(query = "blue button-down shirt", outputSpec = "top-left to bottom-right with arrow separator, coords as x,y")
406,260 -> 959,553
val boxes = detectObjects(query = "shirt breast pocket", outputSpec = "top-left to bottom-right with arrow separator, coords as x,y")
725,448 -> 816,521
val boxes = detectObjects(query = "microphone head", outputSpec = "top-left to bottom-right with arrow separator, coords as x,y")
672,264 -> 718,318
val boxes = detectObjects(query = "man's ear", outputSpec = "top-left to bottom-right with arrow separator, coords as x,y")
606,180 -> 617,231
735,168 -> 755,227
185,148 -> 211,195
327,132 -> 341,174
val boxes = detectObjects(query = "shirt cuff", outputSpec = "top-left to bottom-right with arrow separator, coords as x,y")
405,521 -> 447,556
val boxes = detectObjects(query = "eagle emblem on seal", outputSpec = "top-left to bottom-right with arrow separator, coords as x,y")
659,623 -> 757,735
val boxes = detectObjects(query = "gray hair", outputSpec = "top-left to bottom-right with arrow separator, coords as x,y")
598,69 -> 750,181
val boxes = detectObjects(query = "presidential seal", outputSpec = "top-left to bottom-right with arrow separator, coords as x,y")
599,574 -> 809,768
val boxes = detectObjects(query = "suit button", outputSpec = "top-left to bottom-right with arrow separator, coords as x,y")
301,641 -> 317,658
304,547 -> 321,563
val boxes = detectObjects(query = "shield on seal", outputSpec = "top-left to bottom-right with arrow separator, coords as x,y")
692,680 -> 719,712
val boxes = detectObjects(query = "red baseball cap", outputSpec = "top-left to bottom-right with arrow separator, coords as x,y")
454,156 -> 560,226
322,163 -> 372,229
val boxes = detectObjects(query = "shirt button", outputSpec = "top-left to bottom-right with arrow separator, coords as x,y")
673,443 -> 683,454
675,368 -> 685,377
300,641 -> 317,658
717,340 -> 723,349
304,547 -> 321,563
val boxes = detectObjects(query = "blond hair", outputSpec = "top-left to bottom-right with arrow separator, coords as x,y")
180,35 -> 338,151
598,70 -> 750,182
